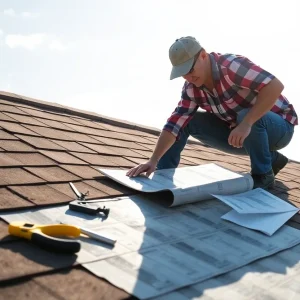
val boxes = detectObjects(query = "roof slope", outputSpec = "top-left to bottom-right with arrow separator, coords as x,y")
1,91 -> 300,299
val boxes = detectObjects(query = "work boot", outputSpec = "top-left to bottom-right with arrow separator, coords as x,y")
272,152 -> 288,176
252,170 -> 275,190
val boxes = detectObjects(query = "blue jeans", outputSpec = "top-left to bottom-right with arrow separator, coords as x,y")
157,109 -> 294,174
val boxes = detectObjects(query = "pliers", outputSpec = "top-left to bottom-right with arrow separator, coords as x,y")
9,221 -> 81,253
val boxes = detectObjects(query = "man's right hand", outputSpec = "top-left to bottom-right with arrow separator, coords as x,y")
126,159 -> 158,178
126,130 -> 176,178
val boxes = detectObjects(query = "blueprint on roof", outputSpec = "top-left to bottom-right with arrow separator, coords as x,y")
153,243 -> 300,300
98,163 -> 254,206
2,193 -> 300,299
100,164 -> 298,235
213,188 -> 299,236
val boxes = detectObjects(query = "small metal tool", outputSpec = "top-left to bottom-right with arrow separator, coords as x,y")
68,182 -> 110,217
69,182 -> 89,200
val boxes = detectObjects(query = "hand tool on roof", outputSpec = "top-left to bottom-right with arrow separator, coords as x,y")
9,221 -> 81,253
9,221 -> 117,253
68,182 -> 110,216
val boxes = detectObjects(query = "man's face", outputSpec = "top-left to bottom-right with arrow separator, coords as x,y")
182,51 -> 207,87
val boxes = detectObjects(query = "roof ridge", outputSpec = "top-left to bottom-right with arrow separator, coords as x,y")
0,91 -> 161,136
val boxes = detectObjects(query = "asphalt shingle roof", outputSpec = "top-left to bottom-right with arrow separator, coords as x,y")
0,91 -> 300,299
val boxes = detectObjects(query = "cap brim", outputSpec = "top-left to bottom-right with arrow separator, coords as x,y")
170,57 -> 194,80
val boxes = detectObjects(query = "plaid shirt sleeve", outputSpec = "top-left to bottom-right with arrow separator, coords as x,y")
226,55 -> 275,92
163,82 -> 199,140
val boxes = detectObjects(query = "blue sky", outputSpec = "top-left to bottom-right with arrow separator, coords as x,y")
1,0 -> 299,161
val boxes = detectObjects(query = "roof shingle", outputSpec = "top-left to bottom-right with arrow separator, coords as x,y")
0,241 -> 77,282
0,188 -> 34,209
48,181 -> 108,200
5,152 -> 56,166
0,103 -> 28,115
0,121 -> 41,136
38,150 -> 88,165
24,166 -> 81,183
52,140 -> 97,153
16,135 -> 66,150
23,125 -> 74,140
10,184 -> 74,205
0,153 -> 23,167
4,112 -> 50,127
0,140 -> 36,152
0,129 -> 18,140
0,168 -> 45,186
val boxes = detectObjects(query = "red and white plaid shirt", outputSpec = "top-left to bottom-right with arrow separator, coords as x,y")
164,52 -> 298,139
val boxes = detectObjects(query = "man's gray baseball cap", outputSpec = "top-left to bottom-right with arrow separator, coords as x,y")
169,36 -> 202,80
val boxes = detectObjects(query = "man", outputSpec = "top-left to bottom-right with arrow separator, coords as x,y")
127,36 -> 297,189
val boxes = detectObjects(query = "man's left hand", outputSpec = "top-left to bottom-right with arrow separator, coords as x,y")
228,122 -> 252,148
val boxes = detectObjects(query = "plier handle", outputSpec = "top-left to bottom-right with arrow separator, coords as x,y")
9,222 -> 81,253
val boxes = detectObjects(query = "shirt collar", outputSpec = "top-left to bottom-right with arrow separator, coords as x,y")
209,53 -> 220,82
199,53 -> 219,91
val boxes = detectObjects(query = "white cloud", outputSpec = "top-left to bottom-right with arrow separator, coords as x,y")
4,34 -> 67,52
21,11 -> 40,18
49,40 -> 67,51
3,8 -> 16,17
3,9 -> 39,18
5,33 -> 46,50
0,29 -> 3,36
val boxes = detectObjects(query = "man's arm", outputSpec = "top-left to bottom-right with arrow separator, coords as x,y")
228,78 -> 284,148
225,55 -> 284,148
126,130 -> 176,177
241,78 -> 284,126
148,130 -> 176,164
127,83 -> 199,177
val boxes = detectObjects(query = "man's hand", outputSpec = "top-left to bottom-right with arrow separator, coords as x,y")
126,159 -> 158,177
228,122 -> 252,148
